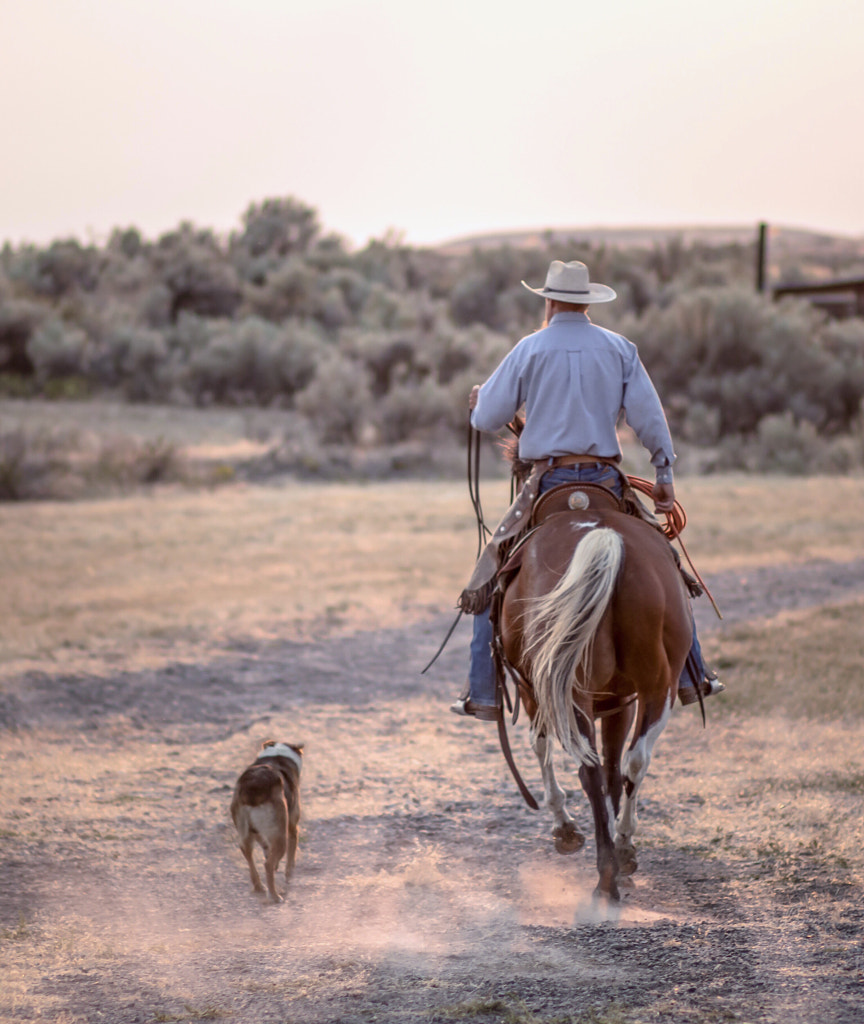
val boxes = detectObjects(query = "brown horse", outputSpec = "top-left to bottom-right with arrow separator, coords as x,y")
498,486 -> 692,901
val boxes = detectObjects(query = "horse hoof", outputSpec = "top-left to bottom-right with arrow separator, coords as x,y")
553,823 -> 585,854
617,852 -> 638,876
593,883 -> 621,904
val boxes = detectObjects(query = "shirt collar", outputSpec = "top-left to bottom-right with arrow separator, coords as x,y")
549,311 -> 591,324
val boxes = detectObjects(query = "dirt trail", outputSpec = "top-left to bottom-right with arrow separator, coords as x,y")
1,560 -> 864,1023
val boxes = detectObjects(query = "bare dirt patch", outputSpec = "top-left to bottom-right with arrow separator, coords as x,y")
2,480 -> 864,1023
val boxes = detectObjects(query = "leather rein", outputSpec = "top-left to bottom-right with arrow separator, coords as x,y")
467,421 -> 540,810
421,421 -> 540,810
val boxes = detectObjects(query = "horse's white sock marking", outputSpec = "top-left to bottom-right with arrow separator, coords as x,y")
617,691 -> 673,842
532,732 -> 572,827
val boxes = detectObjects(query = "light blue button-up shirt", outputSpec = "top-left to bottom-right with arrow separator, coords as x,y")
471,312 -> 675,475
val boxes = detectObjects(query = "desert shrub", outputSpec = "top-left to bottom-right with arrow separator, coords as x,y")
323,268 -> 370,318
0,300 -> 45,375
632,288 -> 768,394
163,251 -> 241,321
184,316 -> 321,405
460,324 -> 514,379
139,284 -> 173,328
425,324 -> 508,385
42,376 -> 90,400
822,430 -> 864,473
3,194 -> 863,475
169,310 -> 212,356
630,287 -> 864,439
818,318 -> 864,429
0,426 -> 72,499
89,325 -> 169,399
7,239 -> 100,298
680,401 -> 722,445
710,411 -> 863,475
318,286 -> 351,330
0,373 -> 36,397
450,272 -> 499,328
295,352 -> 372,443
244,257 -> 319,320
99,242 -> 153,298
108,226 -> 144,260
358,283 -> 421,331
234,197 -> 320,262
347,331 -> 420,397
92,435 -> 181,486
752,411 -> 823,473
376,378 -> 452,442
350,236 -> 433,292
431,334 -> 473,385
448,246 -> 569,331
495,283 -> 546,333
183,323 -> 246,404
153,224 -> 241,321
27,319 -> 89,381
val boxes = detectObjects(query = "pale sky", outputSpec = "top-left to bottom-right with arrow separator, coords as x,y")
1,0 -> 863,249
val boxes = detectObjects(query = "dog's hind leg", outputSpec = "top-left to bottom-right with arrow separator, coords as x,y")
240,833 -> 265,895
264,834 -> 286,903
286,822 -> 298,880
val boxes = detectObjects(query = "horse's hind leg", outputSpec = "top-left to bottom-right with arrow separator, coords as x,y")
530,726 -> 585,854
601,703 -> 636,818
578,755 -> 620,901
615,693 -> 674,876
570,710 -> 619,900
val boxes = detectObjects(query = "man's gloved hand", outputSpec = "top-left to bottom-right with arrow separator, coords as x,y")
652,480 -> 676,513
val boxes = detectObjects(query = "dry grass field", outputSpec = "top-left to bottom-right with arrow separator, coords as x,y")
2,440 -> 864,1022
3,473 -> 863,678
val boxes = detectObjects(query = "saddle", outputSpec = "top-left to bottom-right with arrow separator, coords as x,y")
531,480 -> 624,524
499,481 -> 623,577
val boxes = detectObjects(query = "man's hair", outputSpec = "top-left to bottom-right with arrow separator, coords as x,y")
549,299 -> 589,314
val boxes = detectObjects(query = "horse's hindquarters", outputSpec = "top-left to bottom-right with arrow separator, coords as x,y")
497,510 -> 693,899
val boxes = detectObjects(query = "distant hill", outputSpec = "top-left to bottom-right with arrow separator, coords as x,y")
436,224 -> 864,257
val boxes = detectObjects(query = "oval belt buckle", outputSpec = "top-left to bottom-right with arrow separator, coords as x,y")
568,490 -> 590,510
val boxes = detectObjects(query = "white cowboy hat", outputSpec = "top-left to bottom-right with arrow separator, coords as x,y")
521,260 -> 617,304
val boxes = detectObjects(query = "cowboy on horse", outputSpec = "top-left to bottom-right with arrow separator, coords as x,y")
451,259 -> 724,722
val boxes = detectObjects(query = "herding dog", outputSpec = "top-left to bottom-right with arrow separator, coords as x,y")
231,740 -> 303,903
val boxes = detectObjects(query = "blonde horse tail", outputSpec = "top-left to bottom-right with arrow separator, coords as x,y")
527,527 -> 624,768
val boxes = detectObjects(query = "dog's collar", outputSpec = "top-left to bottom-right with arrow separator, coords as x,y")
257,744 -> 302,772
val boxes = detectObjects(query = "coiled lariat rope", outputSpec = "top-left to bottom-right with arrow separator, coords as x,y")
626,475 -> 722,621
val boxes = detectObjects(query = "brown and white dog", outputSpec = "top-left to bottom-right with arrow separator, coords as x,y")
230,740 -> 303,903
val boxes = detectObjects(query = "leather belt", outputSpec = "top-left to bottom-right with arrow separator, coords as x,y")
534,454 -> 621,473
